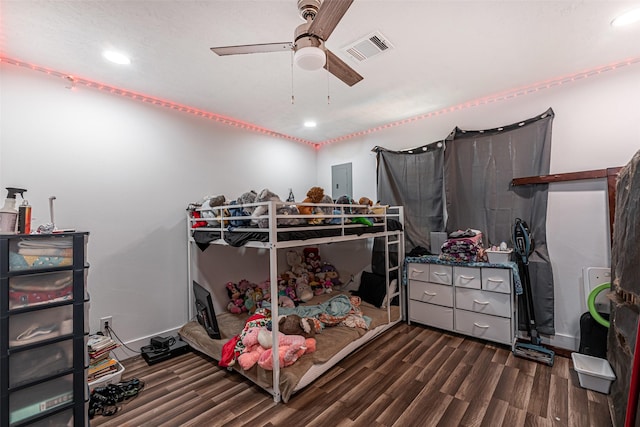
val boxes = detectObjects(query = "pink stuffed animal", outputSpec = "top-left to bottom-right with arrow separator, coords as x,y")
236,327 -> 316,370
257,337 -> 316,370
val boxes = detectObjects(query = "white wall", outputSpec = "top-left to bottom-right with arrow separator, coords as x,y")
0,64 -> 317,355
317,63 -> 640,350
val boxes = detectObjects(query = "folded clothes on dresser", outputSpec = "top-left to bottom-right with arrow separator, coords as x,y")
440,229 -> 485,262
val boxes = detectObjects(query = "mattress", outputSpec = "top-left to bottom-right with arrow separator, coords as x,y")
178,291 -> 400,402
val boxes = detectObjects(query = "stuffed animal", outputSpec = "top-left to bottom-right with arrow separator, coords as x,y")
237,190 -> 258,215
335,194 -> 355,215
252,188 -> 282,228
299,186 -> 325,215
257,337 -> 316,370
303,247 -> 321,273
286,250 -> 307,277
295,273 -> 314,302
317,263 -> 341,292
279,314 -> 320,338
237,326 -> 316,370
278,274 -> 298,303
200,195 -> 227,226
356,197 -> 373,214
225,282 -> 246,314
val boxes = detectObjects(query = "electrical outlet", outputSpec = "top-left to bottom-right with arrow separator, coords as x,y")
100,316 -> 112,333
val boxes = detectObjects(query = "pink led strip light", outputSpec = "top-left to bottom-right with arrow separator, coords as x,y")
3,55 -> 639,147
318,56 -> 640,146
0,56 -> 316,147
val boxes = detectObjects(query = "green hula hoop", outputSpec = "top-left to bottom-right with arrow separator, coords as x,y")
588,282 -> 611,328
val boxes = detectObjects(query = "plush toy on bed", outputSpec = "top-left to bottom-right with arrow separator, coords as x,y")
303,247 -> 322,274
316,263 -> 341,293
236,326 -> 316,370
295,273 -> 314,302
225,282 -> 246,314
279,314 -> 321,338
298,186 -> 324,215
286,250 -> 307,277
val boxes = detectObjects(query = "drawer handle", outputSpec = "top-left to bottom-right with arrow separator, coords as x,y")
487,278 -> 504,283
411,269 -> 425,275
424,291 -> 437,296
473,299 -> 490,305
460,275 -> 476,280
433,272 -> 448,276
473,322 -> 490,329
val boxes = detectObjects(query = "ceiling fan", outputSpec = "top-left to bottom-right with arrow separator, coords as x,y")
210,0 -> 363,87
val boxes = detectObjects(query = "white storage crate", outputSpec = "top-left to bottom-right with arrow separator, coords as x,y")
88,361 -> 125,391
571,352 -> 616,394
486,249 -> 513,264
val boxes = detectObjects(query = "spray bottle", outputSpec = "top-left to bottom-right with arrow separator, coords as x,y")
0,187 -> 26,234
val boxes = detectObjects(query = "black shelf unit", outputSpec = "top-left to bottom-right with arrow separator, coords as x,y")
1,232 -> 89,427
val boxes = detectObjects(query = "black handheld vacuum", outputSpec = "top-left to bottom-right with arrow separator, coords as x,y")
512,218 -> 555,366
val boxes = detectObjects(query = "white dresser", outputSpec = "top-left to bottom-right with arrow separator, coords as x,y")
407,258 -> 516,346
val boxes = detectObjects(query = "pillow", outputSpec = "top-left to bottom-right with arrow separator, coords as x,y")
353,271 -> 387,308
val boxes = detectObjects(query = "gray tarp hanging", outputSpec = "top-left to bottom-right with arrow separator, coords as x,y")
445,108 -> 555,334
374,142 -> 445,255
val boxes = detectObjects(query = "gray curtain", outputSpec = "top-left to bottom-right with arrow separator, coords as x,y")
375,142 -> 445,254
445,108 -> 555,334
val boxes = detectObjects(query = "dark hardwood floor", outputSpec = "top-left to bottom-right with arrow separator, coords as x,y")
90,323 -> 612,427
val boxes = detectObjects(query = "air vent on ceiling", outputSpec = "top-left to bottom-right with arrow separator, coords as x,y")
342,31 -> 394,62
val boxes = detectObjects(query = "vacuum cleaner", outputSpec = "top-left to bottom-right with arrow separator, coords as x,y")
512,218 -> 555,366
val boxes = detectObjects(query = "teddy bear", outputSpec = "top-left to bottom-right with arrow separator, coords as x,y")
225,282 -> 246,314
299,186 -> 325,216
279,314 -> 321,338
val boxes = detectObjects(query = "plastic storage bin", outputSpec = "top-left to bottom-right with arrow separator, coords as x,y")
571,352 -> 616,394
88,361 -> 125,391
486,249 -> 513,264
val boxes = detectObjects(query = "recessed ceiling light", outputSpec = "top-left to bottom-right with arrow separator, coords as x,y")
611,7 -> 640,27
304,121 -> 317,128
103,50 -> 131,65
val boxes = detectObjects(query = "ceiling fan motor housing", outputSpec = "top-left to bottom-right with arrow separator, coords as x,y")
297,0 -> 322,21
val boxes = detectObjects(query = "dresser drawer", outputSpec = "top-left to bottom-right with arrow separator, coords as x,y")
455,288 -> 511,318
409,281 -> 453,307
454,266 -> 481,289
407,263 -> 430,282
429,264 -> 452,285
409,300 -> 453,331
455,309 -> 512,345
482,268 -> 512,294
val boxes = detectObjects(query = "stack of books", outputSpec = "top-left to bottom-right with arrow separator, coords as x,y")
87,335 -> 120,384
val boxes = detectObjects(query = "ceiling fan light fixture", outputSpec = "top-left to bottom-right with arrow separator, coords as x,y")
611,7 -> 640,27
294,46 -> 326,70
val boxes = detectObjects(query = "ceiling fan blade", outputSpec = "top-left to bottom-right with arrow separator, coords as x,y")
308,0 -> 354,41
325,49 -> 363,86
211,42 -> 293,56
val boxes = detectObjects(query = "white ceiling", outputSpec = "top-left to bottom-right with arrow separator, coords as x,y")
2,0 -> 640,144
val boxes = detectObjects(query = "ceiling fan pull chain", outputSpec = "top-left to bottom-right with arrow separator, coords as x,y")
291,49 -> 295,104
327,57 -> 331,104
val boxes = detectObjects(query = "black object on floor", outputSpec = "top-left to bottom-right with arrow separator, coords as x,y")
579,311 -> 609,358
141,336 -> 190,365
